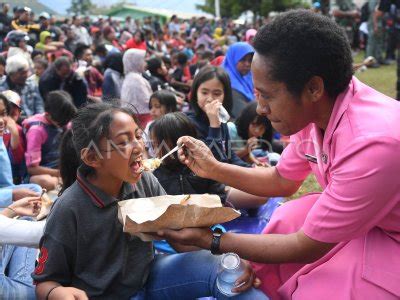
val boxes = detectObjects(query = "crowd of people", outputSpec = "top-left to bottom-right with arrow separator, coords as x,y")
0,2 -> 399,300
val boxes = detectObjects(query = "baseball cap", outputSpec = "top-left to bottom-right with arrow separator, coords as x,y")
39,12 -> 51,19
2,90 -> 22,109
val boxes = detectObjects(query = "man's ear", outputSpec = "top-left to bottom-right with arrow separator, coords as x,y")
80,147 -> 102,169
306,76 -> 325,103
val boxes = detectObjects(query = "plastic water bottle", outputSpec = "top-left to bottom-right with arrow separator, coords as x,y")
216,253 -> 244,297
218,106 -> 230,123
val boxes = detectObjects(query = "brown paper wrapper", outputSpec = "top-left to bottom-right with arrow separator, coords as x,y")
118,194 -> 240,241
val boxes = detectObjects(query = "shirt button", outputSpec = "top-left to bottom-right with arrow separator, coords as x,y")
321,153 -> 328,164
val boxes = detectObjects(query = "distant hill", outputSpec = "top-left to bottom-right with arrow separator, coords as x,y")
11,0 -> 58,15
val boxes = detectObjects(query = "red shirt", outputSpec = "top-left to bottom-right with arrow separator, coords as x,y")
125,38 -> 147,51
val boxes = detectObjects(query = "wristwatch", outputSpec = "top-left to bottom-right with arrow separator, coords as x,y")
210,228 -> 224,255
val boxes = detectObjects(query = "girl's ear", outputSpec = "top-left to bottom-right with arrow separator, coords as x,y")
80,147 -> 102,169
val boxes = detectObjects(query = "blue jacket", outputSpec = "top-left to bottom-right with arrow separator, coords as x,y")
186,111 -> 250,167
0,136 -> 14,206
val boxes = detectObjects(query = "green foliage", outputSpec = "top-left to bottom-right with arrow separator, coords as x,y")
68,0 -> 95,15
197,0 -> 308,19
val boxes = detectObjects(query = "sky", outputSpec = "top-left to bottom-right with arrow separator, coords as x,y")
38,0 -> 205,14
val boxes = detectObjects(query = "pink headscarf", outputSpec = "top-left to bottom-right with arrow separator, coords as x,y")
245,29 -> 257,43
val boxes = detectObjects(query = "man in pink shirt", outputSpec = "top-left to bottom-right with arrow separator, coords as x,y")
157,10 -> 400,299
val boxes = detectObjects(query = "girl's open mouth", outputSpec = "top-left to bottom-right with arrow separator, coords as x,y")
130,157 -> 144,174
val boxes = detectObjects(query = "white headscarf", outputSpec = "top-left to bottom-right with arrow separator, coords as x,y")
121,49 -> 152,114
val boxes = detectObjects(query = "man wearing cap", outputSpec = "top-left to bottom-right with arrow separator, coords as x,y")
0,55 -> 44,119
11,7 -> 40,34
5,30 -> 34,69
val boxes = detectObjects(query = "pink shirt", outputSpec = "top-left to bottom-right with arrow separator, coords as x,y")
23,113 -> 51,167
258,77 -> 400,299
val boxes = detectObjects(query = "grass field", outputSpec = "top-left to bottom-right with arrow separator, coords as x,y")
289,51 -> 396,199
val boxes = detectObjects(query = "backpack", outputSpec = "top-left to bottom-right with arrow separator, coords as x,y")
361,2 -> 370,22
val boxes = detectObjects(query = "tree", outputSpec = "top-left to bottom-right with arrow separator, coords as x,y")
68,0 -> 95,15
197,0 -> 306,21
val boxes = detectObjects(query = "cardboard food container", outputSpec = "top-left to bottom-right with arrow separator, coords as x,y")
118,194 -> 240,241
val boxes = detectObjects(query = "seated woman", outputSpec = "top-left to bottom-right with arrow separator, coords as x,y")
33,102 -> 267,300
121,49 -> 153,127
222,42 -> 255,118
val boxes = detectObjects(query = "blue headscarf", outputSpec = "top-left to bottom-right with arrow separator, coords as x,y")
222,42 -> 255,102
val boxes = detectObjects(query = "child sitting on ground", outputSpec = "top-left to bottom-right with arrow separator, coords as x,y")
186,65 -> 249,167
150,112 -> 227,203
1,90 -> 28,183
32,102 -> 265,300
144,90 -> 178,157
228,102 -> 281,166
23,90 -> 77,190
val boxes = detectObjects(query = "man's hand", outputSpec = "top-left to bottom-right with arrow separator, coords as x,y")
157,227 -> 213,250
12,188 -> 39,201
48,286 -> 88,300
231,260 -> 261,293
177,136 -> 220,179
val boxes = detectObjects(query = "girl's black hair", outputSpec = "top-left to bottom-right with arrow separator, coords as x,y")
149,112 -> 197,170
74,43 -> 90,60
235,102 -> 273,151
146,57 -> 162,76
45,91 -> 77,127
134,29 -> 145,42
0,94 -> 11,114
189,66 -> 233,118
104,52 -> 124,74
59,130 -> 80,195
59,102 -> 138,194
149,90 -> 178,112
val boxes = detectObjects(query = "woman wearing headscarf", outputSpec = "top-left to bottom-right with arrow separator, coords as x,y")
213,27 -> 226,46
222,42 -> 255,118
121,49 -> 152,127
245,29 -> 257,46
102,52 -> 124,101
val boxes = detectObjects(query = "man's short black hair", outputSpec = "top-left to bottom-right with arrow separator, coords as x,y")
54,56 -> 71,70
147,57 -> 162,75
74,43 -> 90,60
45,91 -> 77,127
253,9 -> 353,99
